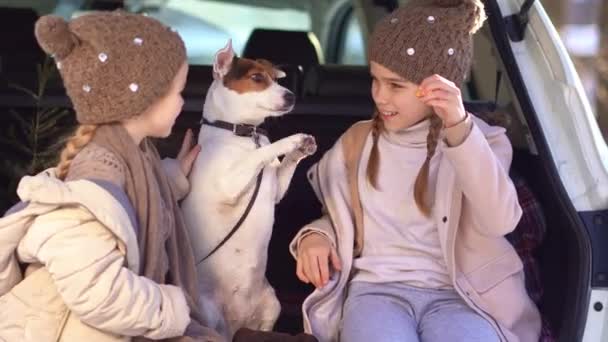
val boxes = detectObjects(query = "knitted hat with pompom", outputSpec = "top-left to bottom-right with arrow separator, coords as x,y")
35,11 -> 186,124
368,0 -> 486,86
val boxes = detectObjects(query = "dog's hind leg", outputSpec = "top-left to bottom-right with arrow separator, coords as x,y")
251,282 -> 281,331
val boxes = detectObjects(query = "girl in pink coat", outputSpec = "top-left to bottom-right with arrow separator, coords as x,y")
291,1 -> 541,341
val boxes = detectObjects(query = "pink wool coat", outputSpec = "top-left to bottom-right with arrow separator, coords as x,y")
290,116 -> 541,342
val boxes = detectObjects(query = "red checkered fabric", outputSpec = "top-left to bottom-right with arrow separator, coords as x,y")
507,174 -> 555,342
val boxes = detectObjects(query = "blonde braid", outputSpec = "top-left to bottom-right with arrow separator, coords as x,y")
56,124 -> 98,180
366,111 -> 383,189
414,115 -> 443,216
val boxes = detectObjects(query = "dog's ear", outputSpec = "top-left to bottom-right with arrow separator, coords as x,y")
213,39 -> 235,80
275,69 -> 286,79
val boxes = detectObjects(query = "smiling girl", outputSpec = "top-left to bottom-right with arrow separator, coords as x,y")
290,1 -> 541,341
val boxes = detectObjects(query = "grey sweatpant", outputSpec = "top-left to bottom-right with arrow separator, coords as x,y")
340,281 -> 499,342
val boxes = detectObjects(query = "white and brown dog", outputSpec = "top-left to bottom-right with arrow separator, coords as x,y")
181,40 -> 316,339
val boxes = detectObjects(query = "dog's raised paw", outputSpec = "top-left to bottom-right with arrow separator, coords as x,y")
298,135 -> 317,156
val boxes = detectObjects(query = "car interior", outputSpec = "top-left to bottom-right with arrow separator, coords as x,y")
0,0 -> 592,341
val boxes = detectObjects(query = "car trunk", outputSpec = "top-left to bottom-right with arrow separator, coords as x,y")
0,1 -> 595,341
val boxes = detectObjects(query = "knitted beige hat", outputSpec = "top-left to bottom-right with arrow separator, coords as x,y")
368,0 -> 486,86
34,11 -> 186,125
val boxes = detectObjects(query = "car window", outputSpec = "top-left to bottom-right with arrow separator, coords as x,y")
338,10 -> 366,65
1,0 -> 363,66
139,0 -> 311,65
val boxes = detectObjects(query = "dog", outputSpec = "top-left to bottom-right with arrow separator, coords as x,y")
181,40 -> 316,340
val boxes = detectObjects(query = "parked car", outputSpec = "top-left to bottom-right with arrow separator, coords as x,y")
0,0 -> 606,341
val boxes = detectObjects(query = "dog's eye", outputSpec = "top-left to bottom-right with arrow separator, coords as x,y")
251,73 -> 265,83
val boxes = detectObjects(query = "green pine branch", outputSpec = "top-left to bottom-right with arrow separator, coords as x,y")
0,56 -> 77,212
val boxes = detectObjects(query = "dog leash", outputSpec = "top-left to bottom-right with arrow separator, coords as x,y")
197,120 -> 265,264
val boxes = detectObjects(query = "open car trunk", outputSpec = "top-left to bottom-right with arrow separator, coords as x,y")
214,1 -> 590,340
0,0 -> 601,341
161,1 -> 592,338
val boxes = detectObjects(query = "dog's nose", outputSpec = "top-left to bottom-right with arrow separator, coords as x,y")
283,91 -> 295,107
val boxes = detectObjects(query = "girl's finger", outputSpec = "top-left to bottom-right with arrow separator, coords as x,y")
420,74 -> 457,90
419,78 -> 459,96
179,144 -> 201,175
178,129 -> 194,159
318,253 -> 330,286
310,255 -> 323,287
301,253 -> 312,283
296,257 -> 310,283
330,248 -> 342,271
185,144 -> 201,166
303,254 -> 320,287
420,89 -> 453,102
423,99 -> 450,109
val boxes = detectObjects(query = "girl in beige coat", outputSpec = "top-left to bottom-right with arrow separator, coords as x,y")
291,1 -> 541,341
0,12 -> 222,342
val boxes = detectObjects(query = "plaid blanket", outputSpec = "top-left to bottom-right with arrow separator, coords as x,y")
506,174 -> 555,342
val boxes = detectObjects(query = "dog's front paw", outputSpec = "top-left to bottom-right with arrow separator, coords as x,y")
297,135 -> 317,156
275,133 -> 306,156
282,134 -> 316,162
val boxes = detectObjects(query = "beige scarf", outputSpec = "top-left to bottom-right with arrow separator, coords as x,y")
71,124 -> 221,342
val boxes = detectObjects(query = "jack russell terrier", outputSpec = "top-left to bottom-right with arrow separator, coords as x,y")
181,40 -> 316,339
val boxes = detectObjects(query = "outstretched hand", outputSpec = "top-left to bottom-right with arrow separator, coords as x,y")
177,129 -> 201,176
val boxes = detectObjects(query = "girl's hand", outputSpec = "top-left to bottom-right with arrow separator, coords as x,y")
177,129 -> 201,176
417,74 -> 467,127
296,233 -> 342,288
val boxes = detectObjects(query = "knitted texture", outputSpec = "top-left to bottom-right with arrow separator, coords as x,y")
35,11 -> 186,124
368,0 -> 486,86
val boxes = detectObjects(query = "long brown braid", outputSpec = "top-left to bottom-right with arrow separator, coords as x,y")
414,114 -> 443,216
366,110 -> 383,188
56,124 -> 98,180
366,111 -> 442,216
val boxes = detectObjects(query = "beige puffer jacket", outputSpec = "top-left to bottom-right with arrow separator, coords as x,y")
0,168 -> 191,341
